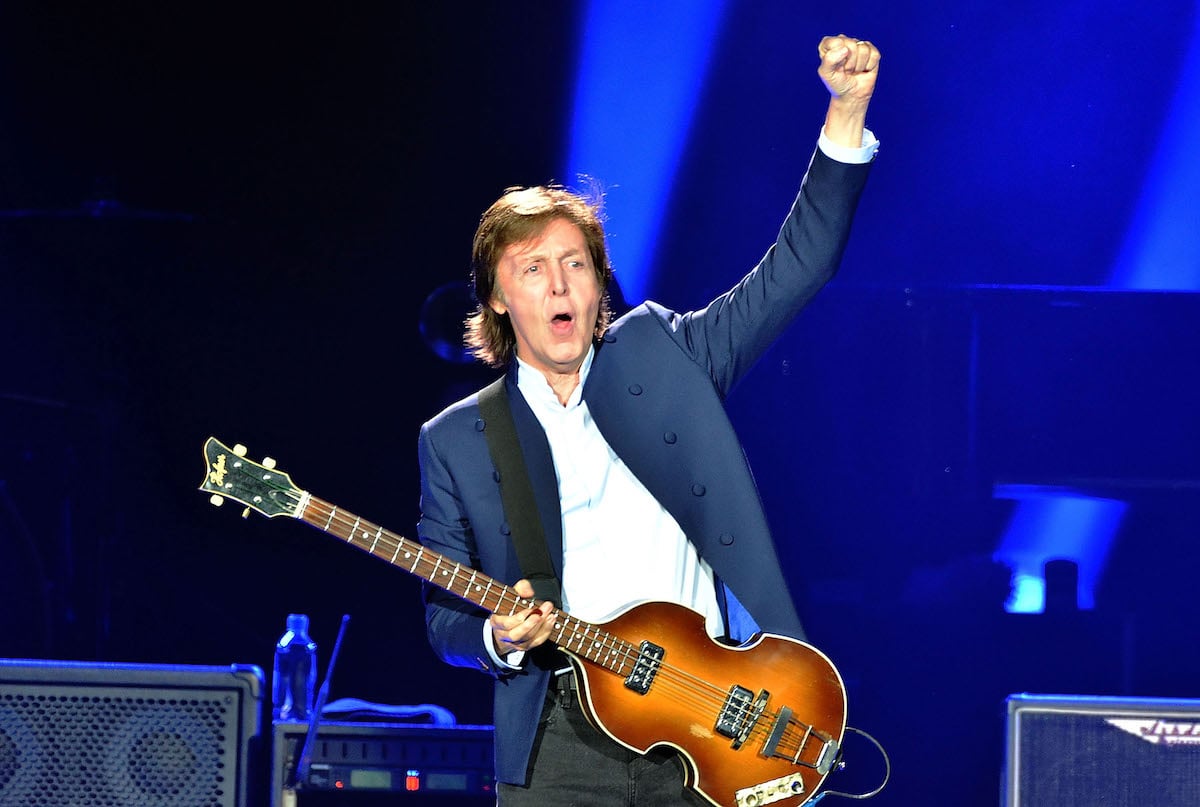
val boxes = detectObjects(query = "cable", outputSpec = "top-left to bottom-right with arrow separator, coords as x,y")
813,726 -> 891,802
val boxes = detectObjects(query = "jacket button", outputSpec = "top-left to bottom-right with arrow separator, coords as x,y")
691,483 -> 706,496
475,419 -> 486,432
719,533 -> 734,546
500,523 -> 511,536
663,432 -> 677,445
493,470 -> 501,483
628,384 -> 643,395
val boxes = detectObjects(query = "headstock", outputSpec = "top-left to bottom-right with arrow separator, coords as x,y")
200,436 -> 303,518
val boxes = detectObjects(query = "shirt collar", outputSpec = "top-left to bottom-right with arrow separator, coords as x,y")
515,345 -> 595,410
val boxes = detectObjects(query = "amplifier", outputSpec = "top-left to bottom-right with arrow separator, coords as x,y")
271,720 -> 494,806
1004,693 -> 1200,806
0,658 -> 264,807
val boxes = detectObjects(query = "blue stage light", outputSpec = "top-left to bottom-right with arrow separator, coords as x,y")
993,485 -> 1127,614
1111,14 -> 1200,290
564,0 -> 729,304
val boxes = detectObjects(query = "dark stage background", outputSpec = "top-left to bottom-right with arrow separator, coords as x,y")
2,3 -> 1199,805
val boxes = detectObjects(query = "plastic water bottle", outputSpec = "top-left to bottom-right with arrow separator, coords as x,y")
272,613 -> 317,721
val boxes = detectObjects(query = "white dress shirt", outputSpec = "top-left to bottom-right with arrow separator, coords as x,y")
486,127 -> 878,667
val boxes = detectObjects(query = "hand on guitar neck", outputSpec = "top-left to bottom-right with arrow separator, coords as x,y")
490,578 -> 557,659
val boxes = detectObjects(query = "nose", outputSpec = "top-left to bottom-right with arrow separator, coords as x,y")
549,264 -> 569,295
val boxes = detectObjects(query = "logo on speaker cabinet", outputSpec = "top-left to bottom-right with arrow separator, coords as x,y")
1107,718 -> 1200,746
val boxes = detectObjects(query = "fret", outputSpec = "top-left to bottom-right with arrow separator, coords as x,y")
323,505 -> 339,531
568,624 -> 585,653
369,528 -> 382,554
577,622 -> 594,654
610,640 -> 627,671
585,633 -> 606,661
347,516 -> 362,544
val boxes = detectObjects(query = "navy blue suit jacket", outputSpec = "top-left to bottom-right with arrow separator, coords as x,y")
416,147 -> 872,784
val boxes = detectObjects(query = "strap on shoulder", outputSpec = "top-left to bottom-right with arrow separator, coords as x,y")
478,376 -> 563,609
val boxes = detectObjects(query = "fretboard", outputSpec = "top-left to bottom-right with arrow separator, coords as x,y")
295,493 -> 640,676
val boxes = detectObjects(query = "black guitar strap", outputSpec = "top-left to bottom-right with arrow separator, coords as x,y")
478,375 -> 563,609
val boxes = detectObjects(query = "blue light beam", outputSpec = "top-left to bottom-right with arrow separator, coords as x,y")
565,0 -> 729,304
1110,7 -> 1200,290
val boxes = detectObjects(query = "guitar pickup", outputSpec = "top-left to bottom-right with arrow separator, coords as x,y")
719,687 -> 770,749
716,685 -> 754,739
623,641 -> 664,695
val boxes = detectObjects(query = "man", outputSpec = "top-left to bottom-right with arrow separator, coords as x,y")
417,34 -> 880,805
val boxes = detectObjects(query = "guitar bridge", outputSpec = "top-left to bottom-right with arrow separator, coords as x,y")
762,706 -> 841,775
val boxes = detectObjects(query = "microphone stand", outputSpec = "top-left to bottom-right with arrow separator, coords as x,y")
281,614 -> 350,806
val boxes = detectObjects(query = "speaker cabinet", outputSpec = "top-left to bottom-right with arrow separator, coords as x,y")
0,658 -> 264,807
1005,693 -> 1200,806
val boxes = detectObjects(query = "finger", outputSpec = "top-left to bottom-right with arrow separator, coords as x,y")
513,615 -> 549,647
819,39 -> 851,69
849,40 -> 879,72
512,579 -> 535,598
507,604 -> 548,632
490,611 -> 528,634
818,34 -> 854,57
852,40 -> 880,74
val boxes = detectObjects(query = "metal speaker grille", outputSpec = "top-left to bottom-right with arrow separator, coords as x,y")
0,684 -> 238,807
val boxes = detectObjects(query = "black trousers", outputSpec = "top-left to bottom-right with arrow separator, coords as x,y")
496,673 -> 708,807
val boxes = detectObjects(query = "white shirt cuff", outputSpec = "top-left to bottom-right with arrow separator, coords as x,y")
818,126 -> 879,164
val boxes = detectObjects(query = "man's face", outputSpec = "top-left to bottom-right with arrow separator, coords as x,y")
490,217 -> 601,379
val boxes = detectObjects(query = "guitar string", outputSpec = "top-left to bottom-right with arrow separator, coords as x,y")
228,470 -> 830,762
304,493 -> 834,762
302,497 -> 732,690
294,487 -> 824,760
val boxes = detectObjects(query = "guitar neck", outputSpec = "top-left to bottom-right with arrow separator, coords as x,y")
294,493 -> 630,671
296,492 -> 520,613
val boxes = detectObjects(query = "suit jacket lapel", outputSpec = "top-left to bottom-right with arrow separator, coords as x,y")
503,370 -> 565,580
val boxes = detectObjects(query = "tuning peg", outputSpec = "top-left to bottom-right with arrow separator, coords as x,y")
233,444 -> 248,457
242,507 -> 252,519
263,457 -> 277,470
210,495 -> 224,507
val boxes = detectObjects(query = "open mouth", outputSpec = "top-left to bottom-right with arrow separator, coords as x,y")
550,312 -> 574,334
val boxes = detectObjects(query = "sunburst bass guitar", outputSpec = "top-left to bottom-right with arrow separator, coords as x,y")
199,436 -> 847,807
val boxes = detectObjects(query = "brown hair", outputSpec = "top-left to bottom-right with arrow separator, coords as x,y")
465,184 -> 613,367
